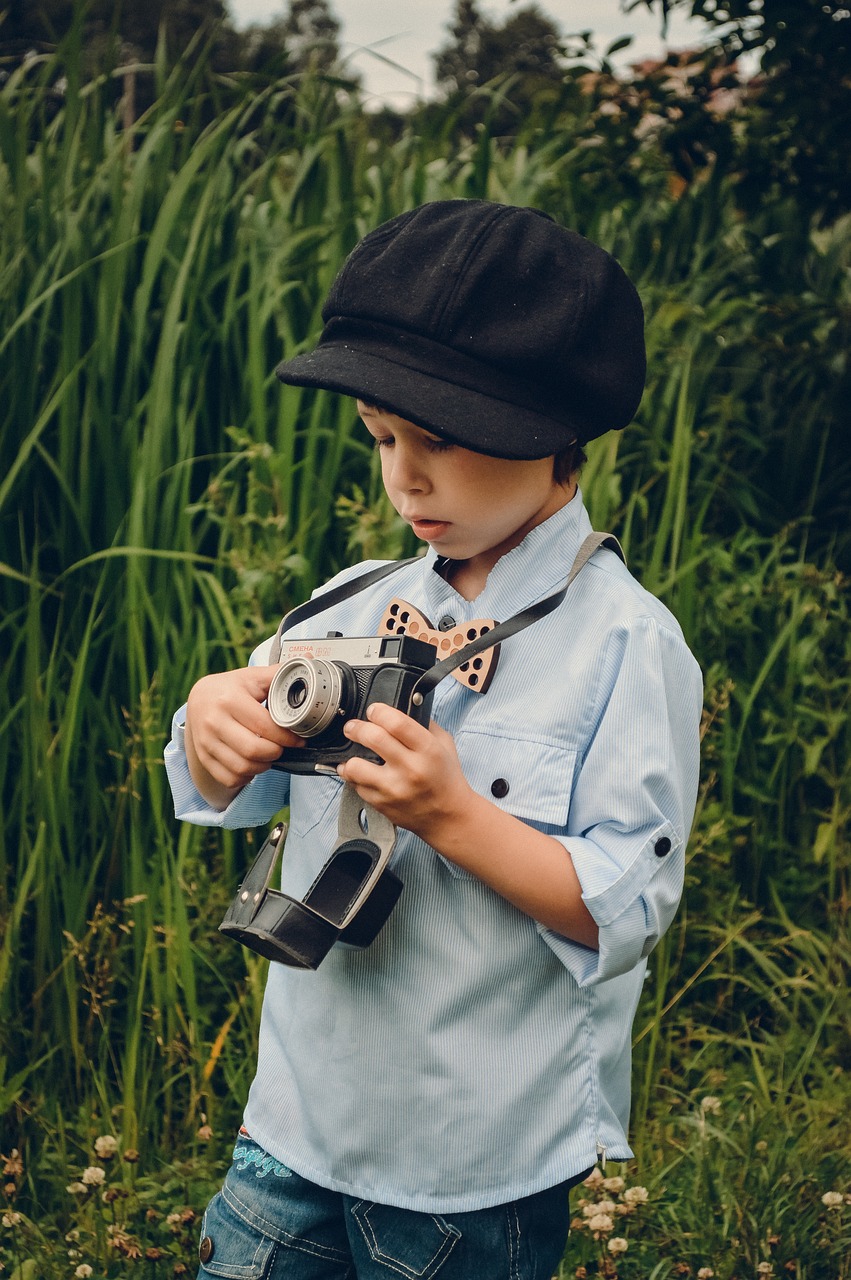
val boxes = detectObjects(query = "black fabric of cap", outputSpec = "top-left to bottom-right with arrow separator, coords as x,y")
275,200 -> 645,458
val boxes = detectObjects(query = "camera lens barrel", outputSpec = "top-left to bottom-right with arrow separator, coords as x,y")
268,658 -> 352,737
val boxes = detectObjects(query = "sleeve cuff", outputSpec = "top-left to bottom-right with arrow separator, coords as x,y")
537,895 -> 650,986
537,823 -> 682,985
568,822 -> 681,925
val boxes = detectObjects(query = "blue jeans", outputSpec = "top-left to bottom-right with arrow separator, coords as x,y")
196,1133 -> 587,1279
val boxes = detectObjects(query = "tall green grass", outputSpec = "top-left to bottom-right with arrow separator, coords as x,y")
0,27 -> 848,1258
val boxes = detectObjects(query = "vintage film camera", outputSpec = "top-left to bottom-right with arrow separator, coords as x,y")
265,632 -> 439,773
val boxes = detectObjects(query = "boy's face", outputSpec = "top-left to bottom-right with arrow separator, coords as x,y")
357,402 -> 574,577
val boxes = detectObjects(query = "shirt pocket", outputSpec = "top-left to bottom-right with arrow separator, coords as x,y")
438,730 -> 578,880
287,772 -> 343,843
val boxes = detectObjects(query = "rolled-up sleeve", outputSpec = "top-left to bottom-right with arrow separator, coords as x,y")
540,615 -> 702,985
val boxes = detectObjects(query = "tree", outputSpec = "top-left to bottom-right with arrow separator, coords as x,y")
630,0 -> 851,220
432,0 -> 572,131
0,0 -> 230,63
279,0 -> 343,75
434,0 -> 567,91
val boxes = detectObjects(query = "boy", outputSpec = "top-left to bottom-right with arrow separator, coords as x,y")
165,200 -> 703,1279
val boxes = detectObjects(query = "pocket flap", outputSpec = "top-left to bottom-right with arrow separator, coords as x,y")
454,730 -> 577,828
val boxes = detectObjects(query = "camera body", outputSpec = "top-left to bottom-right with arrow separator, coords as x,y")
267,632 -> 438,775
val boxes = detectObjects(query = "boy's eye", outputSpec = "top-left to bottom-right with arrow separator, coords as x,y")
371,434 -> 454,453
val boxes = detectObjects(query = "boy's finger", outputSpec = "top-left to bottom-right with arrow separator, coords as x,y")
244,664 -> 289,699
336,756 -> 384,789
234,700 -> 304,748
224,721 -> 293,763
363,701 -> 431,748
342,716 -> 400,764
201,739 -> 270,789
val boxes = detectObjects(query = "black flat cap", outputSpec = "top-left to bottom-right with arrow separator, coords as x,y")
275,200 -> 645,458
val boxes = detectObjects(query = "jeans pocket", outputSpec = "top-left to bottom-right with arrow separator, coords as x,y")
350,1201 -> 461,1279
197,1189 -> 276,1279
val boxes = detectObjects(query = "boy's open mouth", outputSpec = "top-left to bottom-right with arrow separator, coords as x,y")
410,518 -> 450,539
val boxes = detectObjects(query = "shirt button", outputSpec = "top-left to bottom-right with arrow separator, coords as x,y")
654,837 -> 672,858
199,1236 -> 214,1264
491,778 -> 509,799
438,615 -> 457,631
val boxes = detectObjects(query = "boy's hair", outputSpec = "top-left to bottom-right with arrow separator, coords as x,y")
276,201 -> 645,460
359,401 -> 586,483
554,441 -> 588,484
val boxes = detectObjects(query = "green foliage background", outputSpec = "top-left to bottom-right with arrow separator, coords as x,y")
0,9 -> 849,1275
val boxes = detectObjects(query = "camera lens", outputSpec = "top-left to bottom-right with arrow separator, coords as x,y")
287,679 -> 308,709
268,658 -> 354,737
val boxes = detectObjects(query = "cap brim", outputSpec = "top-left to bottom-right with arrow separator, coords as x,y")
275,342 -> 580,459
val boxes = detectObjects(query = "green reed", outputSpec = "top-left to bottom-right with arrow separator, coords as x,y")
0,28 -> 848,1243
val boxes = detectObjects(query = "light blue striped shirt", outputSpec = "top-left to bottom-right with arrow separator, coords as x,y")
165,491 -> 702,1212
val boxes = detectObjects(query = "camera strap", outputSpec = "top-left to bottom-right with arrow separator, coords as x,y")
408,532 -> 624,704
269,558 -> 421,663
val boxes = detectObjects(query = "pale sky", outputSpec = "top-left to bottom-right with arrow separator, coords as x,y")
227,0 -> 713,107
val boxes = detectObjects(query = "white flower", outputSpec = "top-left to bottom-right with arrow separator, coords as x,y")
94,1134 -> 118,1159
607,1236 -> 629,1254
708,87 -> 742,118
634,112 -> 665,140
583,1167 -> 604,1188
756,1264 -> 773,1276
602,1175 -> 625,1193
81,1166 -> 105,1186
1,1210 -> 22,1228
821,1190 -> 844,1209
697,1270 -> 715,1278
701,1095 -> 722,1114
623,1185 -> 649,1205
75,1266 -> 94,1279
583,1198 -> 616,1217
588,1213 -> 614,1233
66,1182 -> 88,1196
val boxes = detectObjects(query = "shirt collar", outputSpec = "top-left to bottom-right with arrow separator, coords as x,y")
418,488 -> 594,621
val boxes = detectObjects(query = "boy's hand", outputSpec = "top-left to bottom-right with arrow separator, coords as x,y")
337,703 -> 471,844
338,703 -> 599,946
185,666 -> 303,807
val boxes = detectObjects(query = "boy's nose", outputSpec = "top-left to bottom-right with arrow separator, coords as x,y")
388,446 -> 429,492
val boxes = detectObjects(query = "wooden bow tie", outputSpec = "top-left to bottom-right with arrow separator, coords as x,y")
378,598 -> 500,693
